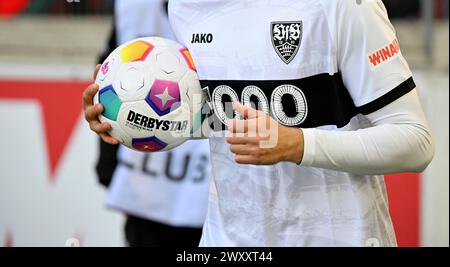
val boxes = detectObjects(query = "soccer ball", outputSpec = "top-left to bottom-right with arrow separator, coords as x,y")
94,37 -> 203,152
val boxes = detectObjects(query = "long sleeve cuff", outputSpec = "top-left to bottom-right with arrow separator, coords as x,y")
299,128 -> 316,166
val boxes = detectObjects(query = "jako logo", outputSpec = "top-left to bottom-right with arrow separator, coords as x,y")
191,33 -> 213,44
368,39 -> 401,67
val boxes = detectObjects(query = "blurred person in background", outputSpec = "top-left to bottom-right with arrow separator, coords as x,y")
96,0 -> 211,247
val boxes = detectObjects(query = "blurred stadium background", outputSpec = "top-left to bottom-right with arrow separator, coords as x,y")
0,0 -> 448,247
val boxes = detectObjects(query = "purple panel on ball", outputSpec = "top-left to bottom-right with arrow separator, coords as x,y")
146,80 -> 180,116
132,136 -> 168,152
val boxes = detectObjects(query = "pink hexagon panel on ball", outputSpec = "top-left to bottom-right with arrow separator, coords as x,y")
146,80 -> 181,116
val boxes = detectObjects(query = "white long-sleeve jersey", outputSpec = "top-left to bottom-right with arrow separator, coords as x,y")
169,0 -> 434,246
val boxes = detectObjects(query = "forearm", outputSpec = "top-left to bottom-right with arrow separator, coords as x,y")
300,90 -> 435,175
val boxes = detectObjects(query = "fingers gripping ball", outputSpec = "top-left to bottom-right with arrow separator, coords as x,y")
93,37 -> 203,152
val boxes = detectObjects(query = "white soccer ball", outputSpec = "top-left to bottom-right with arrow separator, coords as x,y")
94,37 -> 203,152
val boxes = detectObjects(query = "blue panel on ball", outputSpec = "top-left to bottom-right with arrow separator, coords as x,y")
99,85 -> 122,121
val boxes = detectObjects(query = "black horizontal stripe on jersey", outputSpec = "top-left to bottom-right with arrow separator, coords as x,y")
357,77 -> 416,115
200,73 -> 356,130
199,74 -> 416,130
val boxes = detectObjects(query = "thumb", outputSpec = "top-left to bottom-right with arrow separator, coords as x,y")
232,101 -> 260,119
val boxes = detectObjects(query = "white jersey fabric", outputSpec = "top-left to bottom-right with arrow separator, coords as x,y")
106,0 -> 211,228
169,0 -> 433,246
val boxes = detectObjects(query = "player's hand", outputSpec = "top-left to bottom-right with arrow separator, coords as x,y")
227,101 -> 304,165
82,64 -> 120,145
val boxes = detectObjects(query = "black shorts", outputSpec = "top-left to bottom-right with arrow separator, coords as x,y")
125,215 -> 203,247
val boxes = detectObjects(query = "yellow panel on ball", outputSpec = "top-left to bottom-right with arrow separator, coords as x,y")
121,41 -> 154,63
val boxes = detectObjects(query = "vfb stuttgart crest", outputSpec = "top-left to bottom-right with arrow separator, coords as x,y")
271,21 -> 303,64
